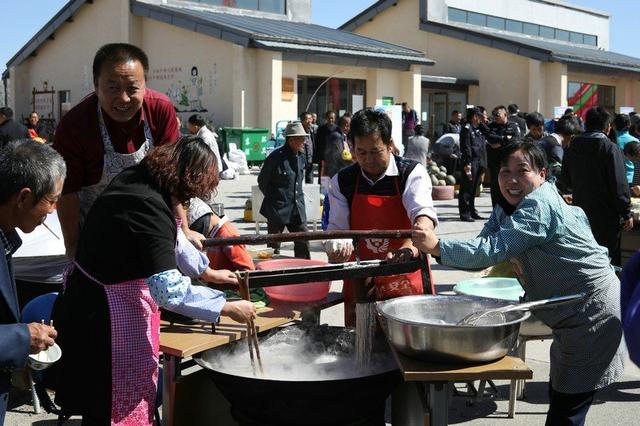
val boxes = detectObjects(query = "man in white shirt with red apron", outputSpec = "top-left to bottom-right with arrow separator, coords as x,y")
326,109 -> 437,325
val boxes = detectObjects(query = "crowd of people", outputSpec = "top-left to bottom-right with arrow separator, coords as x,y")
0,40 -> 639,426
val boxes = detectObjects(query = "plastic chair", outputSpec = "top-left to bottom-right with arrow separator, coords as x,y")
20,292 -> 59,414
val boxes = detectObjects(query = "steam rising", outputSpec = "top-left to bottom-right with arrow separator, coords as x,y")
199,324 -> 396,381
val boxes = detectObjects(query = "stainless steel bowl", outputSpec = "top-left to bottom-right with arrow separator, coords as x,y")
377,295 -> 531,363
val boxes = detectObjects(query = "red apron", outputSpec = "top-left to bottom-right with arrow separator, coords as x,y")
68,261 -> 160,425
343,174 -> 434,323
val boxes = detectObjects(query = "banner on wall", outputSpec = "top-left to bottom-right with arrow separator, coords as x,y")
374,104 -> 403,156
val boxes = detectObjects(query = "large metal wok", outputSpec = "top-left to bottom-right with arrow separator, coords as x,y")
194,324 -> 401,425
377,295 -> 530,363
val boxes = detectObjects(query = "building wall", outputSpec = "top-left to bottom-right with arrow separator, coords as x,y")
353,0 -> 530,113
140,17 -> 238,129
7,0 -> 422,134
10,0 -> 132,121
350,0 -> 640,116
427,0 -> 610,48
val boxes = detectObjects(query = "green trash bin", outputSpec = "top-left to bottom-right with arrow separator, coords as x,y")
220,127 -> 270,163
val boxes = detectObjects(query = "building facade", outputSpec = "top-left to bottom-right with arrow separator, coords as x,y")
341,0 -> 640,137
3,0 -> 432,132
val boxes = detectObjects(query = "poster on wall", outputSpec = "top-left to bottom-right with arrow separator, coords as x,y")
151,65 -> 208,113
352,95 -> 364,113
374,104 -> 403,156
620,106 -> 635,114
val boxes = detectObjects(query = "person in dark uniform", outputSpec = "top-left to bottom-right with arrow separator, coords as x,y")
458,107 -> 486,222
508,104 -> 528,136
480,105 -> 521,212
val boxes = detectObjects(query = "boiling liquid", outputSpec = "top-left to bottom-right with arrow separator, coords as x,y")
355,302 -> 376,368
201,324 -> 395,381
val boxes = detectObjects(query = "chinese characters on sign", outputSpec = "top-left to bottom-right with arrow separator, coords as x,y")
149,66 -> 183,81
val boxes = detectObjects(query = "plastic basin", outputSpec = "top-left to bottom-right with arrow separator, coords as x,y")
453,277 -> 524,302
256,259 -> 330,302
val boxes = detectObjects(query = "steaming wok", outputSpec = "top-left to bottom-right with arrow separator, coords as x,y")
194,324 -> 401,425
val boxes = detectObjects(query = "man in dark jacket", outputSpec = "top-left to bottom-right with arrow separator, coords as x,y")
480,105 -> 521,210
443,110 -> 462,135
561,107 -> 633,266
258,122 -> 310,259
322,115 -> 353,179
0,140 -> 62,423
507,104 -> 527,136
299,111 -> 315,184
0,107 -> 29,147
314,110 -> 336,182
458,107 -> 486,222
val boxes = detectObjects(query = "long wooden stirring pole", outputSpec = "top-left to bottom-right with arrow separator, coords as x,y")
235,272 -> 255,370
242,271 -> 263,374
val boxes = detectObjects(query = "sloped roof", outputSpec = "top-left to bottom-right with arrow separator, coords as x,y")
4,0 -> 433,74
5,0 -> 88,70
422,21 -> 640,75
131,0 -> 434,69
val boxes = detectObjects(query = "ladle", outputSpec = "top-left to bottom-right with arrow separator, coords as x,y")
457,293 -> 586,326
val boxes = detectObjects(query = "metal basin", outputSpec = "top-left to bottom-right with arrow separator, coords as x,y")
453,277 -> 552,337
377,295 -> 530,363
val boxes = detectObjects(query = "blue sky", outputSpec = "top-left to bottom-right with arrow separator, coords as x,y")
1,0 -> 637,71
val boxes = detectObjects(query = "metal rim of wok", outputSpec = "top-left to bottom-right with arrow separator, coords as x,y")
377,294 -> 531,328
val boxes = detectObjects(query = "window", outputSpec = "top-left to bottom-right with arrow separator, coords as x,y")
539,26 -> 555,39
447,7 -> 597,47
467,11 -> 486,27
198,0 -> 285,14
487,16 -> 505,30
448,8 -> 467,23
570,32 -> 584,44
555,29 -> 570,41
236,0 -> 258,9
259,0 -> 285,14
506,19 -> 523,33
567,81 -> 616,119
523,23 -> 539,36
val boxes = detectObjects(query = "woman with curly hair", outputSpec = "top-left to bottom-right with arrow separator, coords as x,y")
52,136 -> 255,425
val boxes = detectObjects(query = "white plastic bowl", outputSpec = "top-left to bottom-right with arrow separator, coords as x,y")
28,342 -> 62,370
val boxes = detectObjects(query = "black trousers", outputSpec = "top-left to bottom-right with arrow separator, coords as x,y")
458,162 -> 482,218
267,208 -> 310,259
545,382 -> 596,426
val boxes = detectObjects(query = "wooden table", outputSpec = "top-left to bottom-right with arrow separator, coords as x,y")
160,292 -> 343,426
386,336 -> 532,426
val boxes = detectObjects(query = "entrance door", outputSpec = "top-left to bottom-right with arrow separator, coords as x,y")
421,88 -> 467,140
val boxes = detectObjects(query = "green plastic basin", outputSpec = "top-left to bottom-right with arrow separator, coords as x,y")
453,277 -> 524,302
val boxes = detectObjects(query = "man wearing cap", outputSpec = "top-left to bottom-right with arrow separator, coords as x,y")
257,122 -> 310,259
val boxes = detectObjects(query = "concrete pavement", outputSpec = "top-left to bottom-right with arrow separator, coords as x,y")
5,169 -> 639,425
